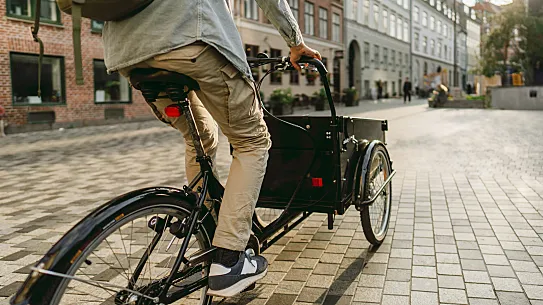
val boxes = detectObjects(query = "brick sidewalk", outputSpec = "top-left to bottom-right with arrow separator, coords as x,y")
1,102 -> 542,305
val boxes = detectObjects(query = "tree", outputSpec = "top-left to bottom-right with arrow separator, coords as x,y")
478,2 -> 543,85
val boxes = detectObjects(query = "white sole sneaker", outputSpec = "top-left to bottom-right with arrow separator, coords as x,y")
206,269 -> 268,298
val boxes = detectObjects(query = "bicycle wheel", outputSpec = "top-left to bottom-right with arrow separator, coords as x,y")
254,207 -> 284,226
49,197 -> 215,305
360,143 -> 392,246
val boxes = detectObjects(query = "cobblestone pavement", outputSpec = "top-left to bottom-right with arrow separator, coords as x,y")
1,98 -> 543,305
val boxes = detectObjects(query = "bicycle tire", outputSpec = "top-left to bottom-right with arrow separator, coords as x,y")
360,143 -> 392,246
48,196 -> 216,305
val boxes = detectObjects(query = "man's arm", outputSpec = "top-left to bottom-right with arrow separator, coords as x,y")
255,0 -> 321,70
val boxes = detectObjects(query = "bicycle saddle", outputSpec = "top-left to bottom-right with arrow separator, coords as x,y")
129,68 -> 200,91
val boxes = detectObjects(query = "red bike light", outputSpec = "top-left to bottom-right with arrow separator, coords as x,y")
312,178 -> 323,187
164,105 -> 181,117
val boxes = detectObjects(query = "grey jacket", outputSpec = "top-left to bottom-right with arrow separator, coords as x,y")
102,0 -> 303,80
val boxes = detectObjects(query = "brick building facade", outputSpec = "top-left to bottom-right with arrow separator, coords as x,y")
0,0 -> 152,134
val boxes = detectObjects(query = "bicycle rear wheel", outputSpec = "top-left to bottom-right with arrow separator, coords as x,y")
49,197 -> 215,305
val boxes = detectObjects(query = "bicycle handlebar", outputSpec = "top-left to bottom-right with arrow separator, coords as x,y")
246,56 -> 337,123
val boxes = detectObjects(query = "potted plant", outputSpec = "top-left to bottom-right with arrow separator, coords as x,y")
269,88 -> 294,115
306,71 -> 318,85
312,88 -> 328,111
343,87 -> 359,107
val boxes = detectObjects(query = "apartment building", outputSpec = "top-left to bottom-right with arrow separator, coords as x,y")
0,1 -> 151,133
461,4 -> 481,87
411,0 -> 456,89
232,0 -> 345,100
344,0 -> 411,98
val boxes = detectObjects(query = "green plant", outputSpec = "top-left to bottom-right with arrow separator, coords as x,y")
313,88 -> 327,100
269,88 -> 293,105
466,95 -> 485,101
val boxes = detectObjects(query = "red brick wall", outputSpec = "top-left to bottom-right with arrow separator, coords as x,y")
0,1 -> 151,131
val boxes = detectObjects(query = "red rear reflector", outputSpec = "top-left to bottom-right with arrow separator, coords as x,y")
164,105 -> 181,117
312,178 -> 323,187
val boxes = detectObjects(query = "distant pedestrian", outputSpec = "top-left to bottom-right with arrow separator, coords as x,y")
403,77 -> 412,103
377,80 -> 383,99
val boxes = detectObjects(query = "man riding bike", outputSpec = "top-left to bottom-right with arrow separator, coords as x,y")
102,0 -> 321,297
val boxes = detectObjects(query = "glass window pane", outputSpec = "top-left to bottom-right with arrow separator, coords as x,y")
40,0 -> 59,22
11,53 -> 64,104
93,60 -> 130,103
8,0 -> 31,17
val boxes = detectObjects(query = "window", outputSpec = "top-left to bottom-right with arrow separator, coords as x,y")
390,14 -> 396,37
422,11 -> 428,26
397,0 -> 402,6
290,70 -> 299,85
332,13 -> 340,42
91,20 -> 104,32
403,20 -> 409,42
430,0 -> 435,6
414,32 -> 420,51
443,24 -> 448,37
464,4 -> 469,15
352,0 -> 358,20
391,50 -> 396,71
403,0 -> 409,10
437,20 -> 442,34
245,44 -> 260,79
364,0 -> 370,24
364,42 -> 370,68
318,8 -> 328,39
93,60 -> 130,103
7,0 -> 61,23
414,6 -> 419,23
430,16 -> 435,31
444,45 -> 447,59
10,53 -> 64,105
423,36 -> 428,53
437,42 -> 442,57
374,45 -> 380,69
288,0 -> 299,22
397,16 -> 403,40
405,54 -> 409,68
430,39 -> 435,55
373,4 -> 379,29
383,9 -> 389,33
270,49 -> 282,85
383,48 -> 388,70
399,51 -> 403,66
304,2 -> 314,35
244,0 -> 258,20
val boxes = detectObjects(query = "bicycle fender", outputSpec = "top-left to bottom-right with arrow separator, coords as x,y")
354,140 -> 388,207
11,187 -> 198,305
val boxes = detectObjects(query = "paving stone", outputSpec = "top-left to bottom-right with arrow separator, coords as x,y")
438,275 -> 466,289
523,284 -> 543,300
352,287 -> 382,303
383,281 -> 410,296
411,277 -> 438,292
486,265 -> 516,278
283,269 -> 312,282
463,270 -> 491,284
412,266 -> 437,278
438,288 -> 468,304
358,274 -> 386,288
295,287 -> 327,303
516,271 -> 543,285
437,263 -> 463,276
496,291 -> 531,305
410,291 -> 438,305
491,277 -> 523,292
381,294 -> 410,305
465,283 -> 496,299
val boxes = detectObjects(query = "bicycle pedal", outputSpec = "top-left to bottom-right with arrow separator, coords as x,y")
242,283 -> 256,292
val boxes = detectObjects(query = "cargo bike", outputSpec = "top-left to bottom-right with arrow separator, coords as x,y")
11,56 -> 395,305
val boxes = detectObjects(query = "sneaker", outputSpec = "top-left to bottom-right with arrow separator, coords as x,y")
207,249 -> 268,297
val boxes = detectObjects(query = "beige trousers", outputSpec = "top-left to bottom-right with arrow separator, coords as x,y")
120,42 -> 271,251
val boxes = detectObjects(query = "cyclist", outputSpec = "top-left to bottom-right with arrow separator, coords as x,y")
102,0 -> 321,297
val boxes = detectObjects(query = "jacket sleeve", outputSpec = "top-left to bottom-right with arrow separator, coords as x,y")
255,0 -> 304,47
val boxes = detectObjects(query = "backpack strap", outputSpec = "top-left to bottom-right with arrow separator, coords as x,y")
72,0 -> 85,85
31,0 -> 44,97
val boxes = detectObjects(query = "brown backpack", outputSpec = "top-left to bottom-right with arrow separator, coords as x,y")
31,0 -> 153,93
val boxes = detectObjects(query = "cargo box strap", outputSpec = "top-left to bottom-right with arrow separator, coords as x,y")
72,0 -> 85,85
31,0 -> 43,97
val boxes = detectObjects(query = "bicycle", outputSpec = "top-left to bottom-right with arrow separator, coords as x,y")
11,56 -> 395,305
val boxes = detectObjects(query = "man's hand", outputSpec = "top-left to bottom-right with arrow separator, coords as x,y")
290,42 -> 322,71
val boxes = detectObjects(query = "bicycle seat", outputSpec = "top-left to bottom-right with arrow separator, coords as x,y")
129,68 -> 200,91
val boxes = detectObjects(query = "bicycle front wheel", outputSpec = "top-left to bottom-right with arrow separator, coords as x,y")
49,197 -> 215,305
